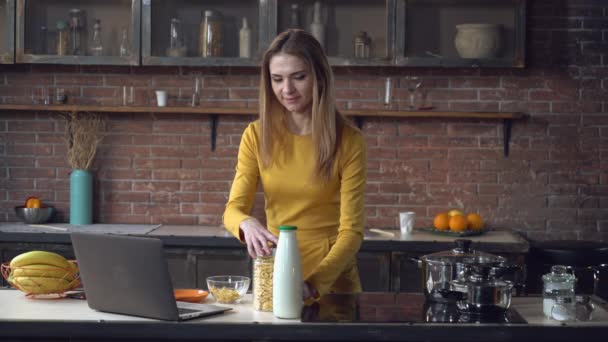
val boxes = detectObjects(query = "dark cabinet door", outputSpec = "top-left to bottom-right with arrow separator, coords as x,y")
195,249 -> 251,290
357,251 -> 391,292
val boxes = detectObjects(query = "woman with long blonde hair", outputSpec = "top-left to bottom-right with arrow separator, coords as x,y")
223,29 -> 367,300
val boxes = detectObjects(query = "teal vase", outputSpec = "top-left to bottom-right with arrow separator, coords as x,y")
70,169 -> 93,225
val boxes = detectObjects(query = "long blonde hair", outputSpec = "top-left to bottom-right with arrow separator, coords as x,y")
259,29 -> 353,180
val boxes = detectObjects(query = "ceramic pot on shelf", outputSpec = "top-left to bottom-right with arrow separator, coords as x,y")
454,23 -> 501,59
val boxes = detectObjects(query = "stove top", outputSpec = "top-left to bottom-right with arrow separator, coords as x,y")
301,293 -> 527,324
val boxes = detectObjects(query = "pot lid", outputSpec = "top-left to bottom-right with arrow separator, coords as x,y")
420,239 -> 504,264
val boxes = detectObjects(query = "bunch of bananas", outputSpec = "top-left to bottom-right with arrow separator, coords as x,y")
7,251 -> 80,295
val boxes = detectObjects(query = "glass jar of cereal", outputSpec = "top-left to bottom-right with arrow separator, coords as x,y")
253,253 -> 274,311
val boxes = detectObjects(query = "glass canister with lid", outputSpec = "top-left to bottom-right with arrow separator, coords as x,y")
542,265 -> 576,319
253,252 -> 274,311
199,10 -> 223,57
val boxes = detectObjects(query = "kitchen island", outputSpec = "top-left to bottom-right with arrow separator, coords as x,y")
1,289 -> 607,342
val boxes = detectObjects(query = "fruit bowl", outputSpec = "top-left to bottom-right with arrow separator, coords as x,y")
421,227 -> 486,237
1,262 -> 80,298
14,206 -> 55,224
206,275 -> 250,304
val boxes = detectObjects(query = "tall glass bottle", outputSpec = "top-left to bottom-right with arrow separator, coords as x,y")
239,17 -> 251,58
310,1 -> 325,49
68,9 -> 85,55
89,19 -> 104,56
119,27 -> 131,57
288,4 -> 300,29
272,225 -> 302,319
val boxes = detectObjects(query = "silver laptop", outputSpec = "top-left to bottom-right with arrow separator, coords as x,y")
70,232 -> 232,321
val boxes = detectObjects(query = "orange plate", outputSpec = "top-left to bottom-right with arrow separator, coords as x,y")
174,289 -> 209,303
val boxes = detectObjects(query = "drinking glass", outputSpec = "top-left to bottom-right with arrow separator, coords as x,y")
404,76 -> 422,110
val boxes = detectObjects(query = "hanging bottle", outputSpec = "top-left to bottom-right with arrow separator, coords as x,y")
272,225 -> 302,319
239,17 -> 251,58
310,1 -> 325,49
288,4 -> 300,29
89,19 -> 103,56
119,27 -> 131,57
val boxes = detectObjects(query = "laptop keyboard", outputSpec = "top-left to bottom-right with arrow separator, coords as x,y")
177,307 -> 201,315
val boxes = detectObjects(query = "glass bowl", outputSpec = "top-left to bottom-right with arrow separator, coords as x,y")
14,206 -> 55,224
206,275 -> 250,303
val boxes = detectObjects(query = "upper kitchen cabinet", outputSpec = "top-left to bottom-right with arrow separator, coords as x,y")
15,0 -> 141,65
142,0 -> 270,66
395,0 -> 526,67
273,0 -> 395,66
0,0 -> 15,64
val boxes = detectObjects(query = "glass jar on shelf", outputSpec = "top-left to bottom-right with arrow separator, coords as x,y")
354,31 -> 371,59
89,19 -> 104,56
199,10 -> 223,57
56,20 -> 70,56
166,18 -> 186,57
68,8 -> 85,55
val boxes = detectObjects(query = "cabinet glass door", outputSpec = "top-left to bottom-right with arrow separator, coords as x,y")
0,0 -> 14,63
16,0 -> 141,65
142,0 -> 269,66
396,0 -> 526,67
274,0 -> 394,66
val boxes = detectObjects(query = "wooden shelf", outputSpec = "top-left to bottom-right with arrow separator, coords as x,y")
0,104 -> 524,156
0,104 -> 524,119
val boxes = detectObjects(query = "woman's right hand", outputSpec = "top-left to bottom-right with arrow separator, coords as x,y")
239,218 -> 278,258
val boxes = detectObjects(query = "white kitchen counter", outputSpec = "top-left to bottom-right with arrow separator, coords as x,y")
2,289 -> 607,326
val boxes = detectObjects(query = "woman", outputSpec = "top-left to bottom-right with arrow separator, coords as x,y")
223,29 -> 367,300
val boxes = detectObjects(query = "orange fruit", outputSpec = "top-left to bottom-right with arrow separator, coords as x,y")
25,196 -> 41,208
467,213 -> 484,231
449,215 -> 469,232
448,209 -> 465,217
433,213 -> 450,230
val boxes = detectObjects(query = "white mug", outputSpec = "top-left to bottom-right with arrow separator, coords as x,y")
399,211 -> 415,235
155,90 -> 168,107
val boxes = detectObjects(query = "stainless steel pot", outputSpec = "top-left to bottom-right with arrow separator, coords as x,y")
450,266 -> 514,314
412,239 -> 506,303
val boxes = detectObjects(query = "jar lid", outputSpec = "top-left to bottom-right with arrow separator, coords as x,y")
542,265 -> 576,283
56,20 -> 68,30
420,239 -> 504,265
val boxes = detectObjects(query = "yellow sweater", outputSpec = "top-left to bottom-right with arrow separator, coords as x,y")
223,120 -> 367,296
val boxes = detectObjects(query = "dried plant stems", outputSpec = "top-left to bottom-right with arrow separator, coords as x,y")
63,111 -> 106,170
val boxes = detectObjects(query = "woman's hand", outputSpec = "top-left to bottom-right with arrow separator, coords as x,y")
302,281 -> 318,300
239,218 -> 278,258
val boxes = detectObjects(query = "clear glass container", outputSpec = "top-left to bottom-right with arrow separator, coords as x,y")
253,254 -> 274,312
542,265 -> 576,319
89,19 -> 104,56
119,27 -> 131,57
199,10 -> 223,57
68,8 -> 86,55
166,18 -> 186,57
55,21 -> 70,56
354,31 -> 371,59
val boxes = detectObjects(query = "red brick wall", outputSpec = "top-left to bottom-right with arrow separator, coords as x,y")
1,0 -> 606,241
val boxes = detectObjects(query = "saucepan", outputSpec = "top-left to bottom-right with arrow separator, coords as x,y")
411,239 -> 507,303
450,265 -> 514,314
